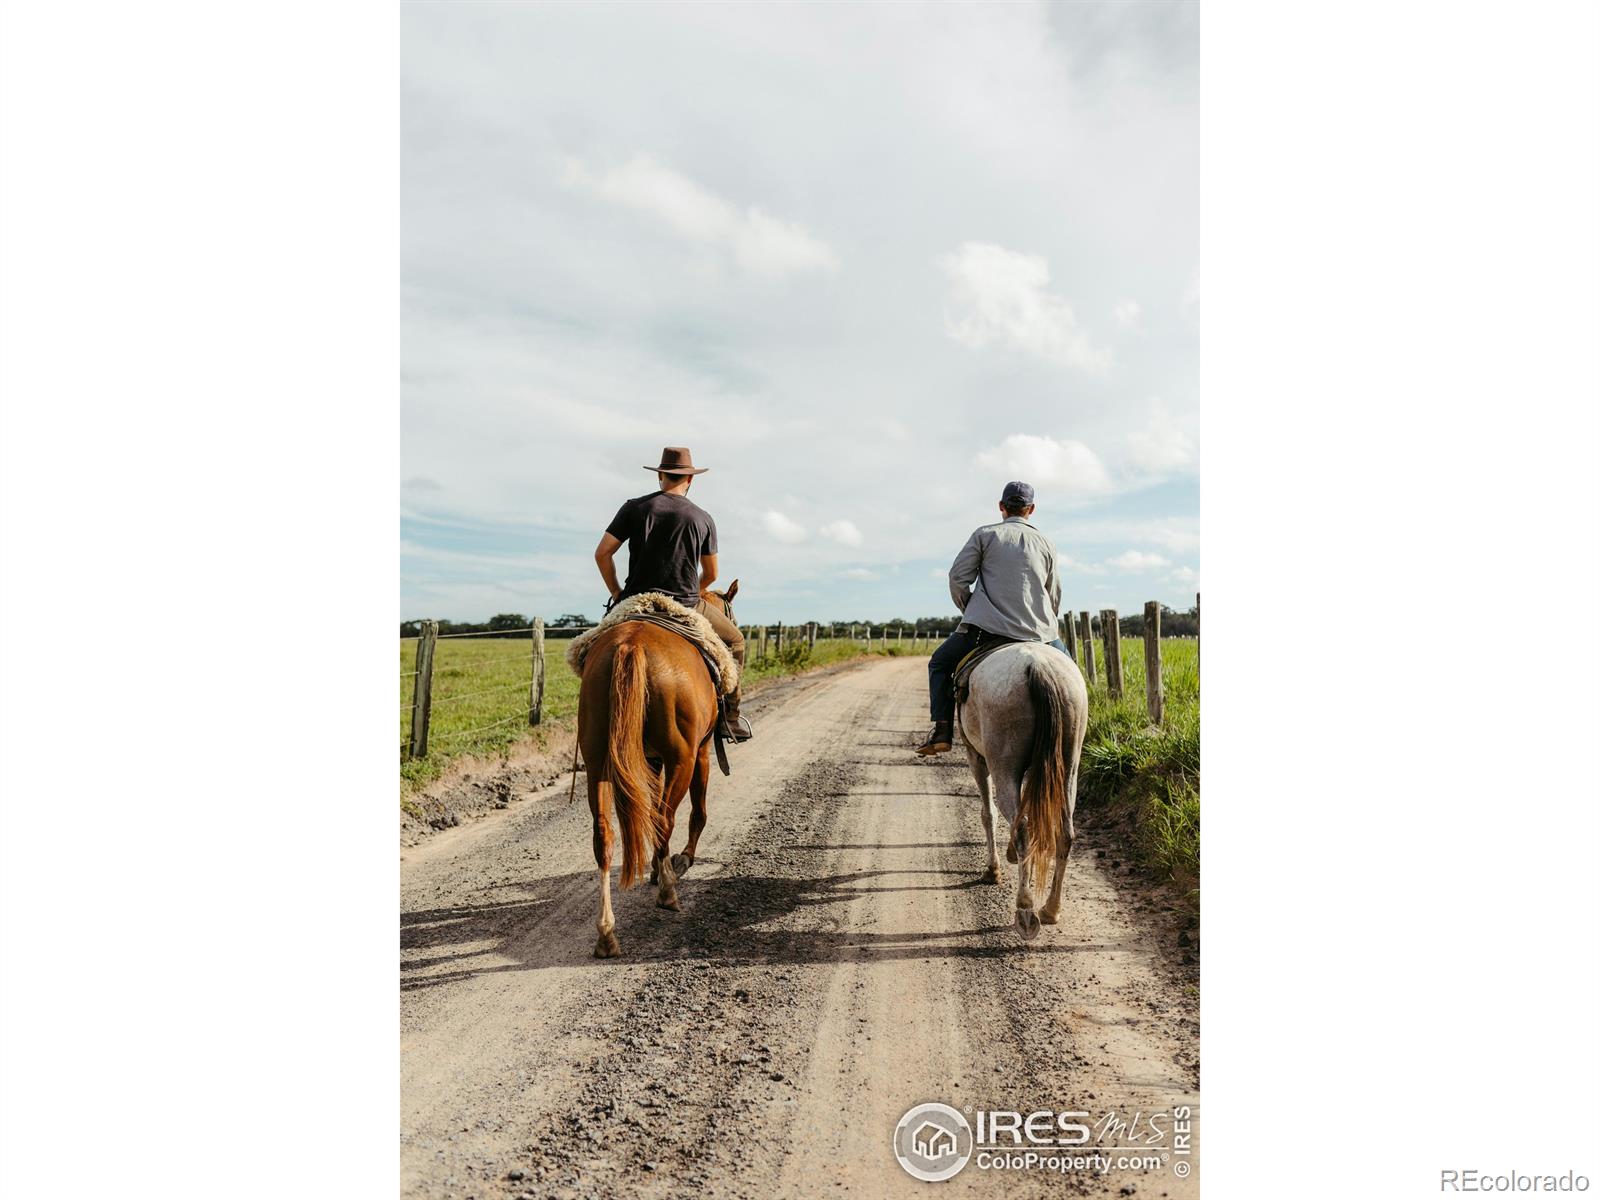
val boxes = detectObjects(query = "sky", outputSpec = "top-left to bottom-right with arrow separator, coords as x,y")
402,1 -> 1198,626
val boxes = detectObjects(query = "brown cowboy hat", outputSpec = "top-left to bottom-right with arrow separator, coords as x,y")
645,446 -> 709,475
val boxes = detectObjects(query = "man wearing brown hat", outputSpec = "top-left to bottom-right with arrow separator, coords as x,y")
593,447 -> 752,742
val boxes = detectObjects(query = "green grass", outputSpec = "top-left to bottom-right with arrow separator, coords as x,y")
400,634 -> 926,790
399,636 -> 583,788
1075,637 -> 1200,896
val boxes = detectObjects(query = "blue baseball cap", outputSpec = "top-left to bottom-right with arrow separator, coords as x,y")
1001,481 -> 1035,506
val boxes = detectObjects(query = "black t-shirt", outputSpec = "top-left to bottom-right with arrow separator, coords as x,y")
606,491 -> 718,608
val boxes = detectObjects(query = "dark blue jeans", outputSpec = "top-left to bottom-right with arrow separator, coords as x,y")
927,628 -> 1069,722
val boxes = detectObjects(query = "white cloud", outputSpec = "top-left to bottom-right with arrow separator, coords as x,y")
1170,565 -> 1198,584
975,434 -> 1114,497
1181,272 -> 1200,324
841,567 -> 878,581
1138,523 -> 1200,554
1124,402 -> 1195,475
1108,549 -> 1170,571
1113,299 -> 1141,327
1060,555 -> 1108,576
939,242 -> 1109,372
876,418 -> 912,442
819,519 -> 864,546
761,510 -> 808,543
563,155 -> 839,278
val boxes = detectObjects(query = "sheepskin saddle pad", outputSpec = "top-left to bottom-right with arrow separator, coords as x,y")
565,592 -> 739,695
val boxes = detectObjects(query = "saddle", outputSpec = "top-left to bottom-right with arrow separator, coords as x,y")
952,631 -> 1026,709
565,592 -> 739,693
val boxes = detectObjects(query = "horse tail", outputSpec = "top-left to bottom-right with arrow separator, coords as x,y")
606,640 -> 662,889
1021,657 -> 1072,893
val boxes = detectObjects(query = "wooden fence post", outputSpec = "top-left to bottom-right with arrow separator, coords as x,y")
1195,591 -> 1201,680
1062,612 -> 1076,660
1143,600 -> 1164,724
1079,610 -> 1097,684
408,619 -> 438,758
1100,608 -> 1122,698
529,617 -> 546,725
808,622 -> 817,650
777,624 -> 786,655
760,625 -> 769,662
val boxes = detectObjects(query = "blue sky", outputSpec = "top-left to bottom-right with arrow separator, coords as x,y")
402,1 -> 1198,626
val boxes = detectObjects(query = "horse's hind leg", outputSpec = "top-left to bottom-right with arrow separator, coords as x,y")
990,765 -> 1039,940
671,741 -> 712,879
590,776 -> 621,958
967,748 -> 1001,884
1041,746 -> 1083,925
1039,812 -> 1074,924
648,762 -> 665,885
654,758 -> 695,912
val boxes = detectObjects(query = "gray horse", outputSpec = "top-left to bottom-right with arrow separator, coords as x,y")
957,642 -> 1089,940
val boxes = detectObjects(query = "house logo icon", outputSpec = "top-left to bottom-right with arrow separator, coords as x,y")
913,1122 -> 957,1160
893,1102 -> 973,1182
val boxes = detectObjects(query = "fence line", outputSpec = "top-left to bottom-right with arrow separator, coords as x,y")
402,594 -> 1198,760
429,678 -> 531,706
432,709 -> 535,742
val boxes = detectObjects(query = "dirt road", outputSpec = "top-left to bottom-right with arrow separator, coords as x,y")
402,656 -> 1199,1199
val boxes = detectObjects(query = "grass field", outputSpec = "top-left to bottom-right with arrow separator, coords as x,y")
1076,637 -> 1200,896
399,634 -> 582,787
399,635 -> 920,789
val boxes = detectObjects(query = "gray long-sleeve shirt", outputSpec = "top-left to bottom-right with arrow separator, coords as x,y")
948,516 -> 1062,641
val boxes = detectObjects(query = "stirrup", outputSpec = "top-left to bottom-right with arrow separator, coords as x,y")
916,723 -> 953,756
719,715 -> 753,743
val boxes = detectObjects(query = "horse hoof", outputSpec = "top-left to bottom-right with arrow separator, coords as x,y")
656,894 -> 680,912
982,866 -> 1000,885
1005,846 -> 1019,865
670,853 -> 692,877
1015,908 -> 1041,941
594,932 -> 621,958
1039,907 -> 1060,925
649,867 -> 659,885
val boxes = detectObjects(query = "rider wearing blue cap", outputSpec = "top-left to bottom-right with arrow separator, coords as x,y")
917,481 -> 1070,756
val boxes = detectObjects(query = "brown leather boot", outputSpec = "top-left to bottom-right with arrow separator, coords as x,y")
718,689 -> 753,742
916,720 -> 953,756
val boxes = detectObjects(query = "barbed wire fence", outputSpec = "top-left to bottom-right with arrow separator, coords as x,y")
400,593 -> 1198,762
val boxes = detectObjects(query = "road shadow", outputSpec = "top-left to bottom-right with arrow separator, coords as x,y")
402,861 -> 1131,991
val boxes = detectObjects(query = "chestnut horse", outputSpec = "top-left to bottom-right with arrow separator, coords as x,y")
579,583 -> 740,958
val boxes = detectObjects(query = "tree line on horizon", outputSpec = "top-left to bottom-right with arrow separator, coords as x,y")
401,604 -> 1199,641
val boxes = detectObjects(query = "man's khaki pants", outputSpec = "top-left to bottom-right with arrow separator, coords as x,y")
694,598 -> 746,719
